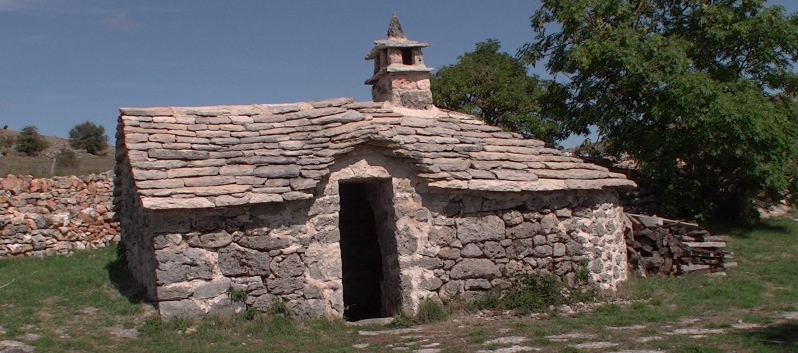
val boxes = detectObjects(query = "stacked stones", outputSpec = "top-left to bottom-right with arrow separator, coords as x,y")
427,190 -> 628,302
115,97 -> 634,212
0,172 -> 118,258
121,147 -> 629,319
624,214 -> 731,276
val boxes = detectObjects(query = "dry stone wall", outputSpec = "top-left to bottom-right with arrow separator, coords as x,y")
0,172 -> 119,259
122,148 -> 628,320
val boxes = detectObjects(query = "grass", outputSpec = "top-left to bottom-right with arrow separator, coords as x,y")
0,129 -> 115,177
0,247 -> 358,352
0,218 -> 796,352
0,154 -> 115,177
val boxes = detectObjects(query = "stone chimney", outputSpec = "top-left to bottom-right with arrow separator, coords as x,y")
365,14 -> 434,110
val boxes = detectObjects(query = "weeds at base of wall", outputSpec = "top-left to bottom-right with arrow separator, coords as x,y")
415,300 -> 449,324
389,300 -> 450,328
267,299 -> 291,317
467,274 -> 597,315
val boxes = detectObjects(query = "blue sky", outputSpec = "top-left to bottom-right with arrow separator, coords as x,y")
2,0 -> 797,148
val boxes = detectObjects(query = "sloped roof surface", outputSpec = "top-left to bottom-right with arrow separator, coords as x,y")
117,97 -> 635,210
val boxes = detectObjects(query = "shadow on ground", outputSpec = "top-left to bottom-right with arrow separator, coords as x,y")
743,322 -> 798,351
104,246 -> 149,304
705,220 -> 791,239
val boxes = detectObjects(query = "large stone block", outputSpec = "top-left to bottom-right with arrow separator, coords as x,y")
267,277 -> 304,295
540,213 -> 559,234
456,215 -> 504,244
482,241 -> 506,259
506,222 -> 541,239
159,299 -> 204,320
272,253 -> 304,278
238,235 -> 291,251
506,239 -> 534,259
460,243 -> 483,258
187,230 -> 233,248
449,259 -> 501,279
439,280 -> 462,301
155,248 -> 215,285
217,244 -> 271,276
194,278 -> 232,299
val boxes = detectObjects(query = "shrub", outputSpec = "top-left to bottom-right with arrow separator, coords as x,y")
0,135 -> 13,156
69,121 -> 108,155
503,274 -> 565,313
55,148 -> 80,170
466,273 -> 597,315
14,125 -> 48,156
468,289 -> 503,311
389,313 -> 413,328
414,300 -> 449,324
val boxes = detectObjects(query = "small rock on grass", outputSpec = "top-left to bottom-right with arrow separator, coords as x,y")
15,334 -> 39,343
476,346 -> 542,353
346,317 -> 395,326
636,336 -> 663,343
666,328 -> 724,336
571,342 -> 619,349
359,328 -> 420,336
352,343 -> 369,349
108,327 -> 139,339
0,340 -> 35,353
545,332 -> 596,341
605,325 -> 646,330
484,336 -> 528,345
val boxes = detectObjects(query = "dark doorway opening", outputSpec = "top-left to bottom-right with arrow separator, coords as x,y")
339,182 -> 385,321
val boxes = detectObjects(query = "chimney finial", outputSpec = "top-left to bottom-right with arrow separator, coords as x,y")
387,14 -> 405,39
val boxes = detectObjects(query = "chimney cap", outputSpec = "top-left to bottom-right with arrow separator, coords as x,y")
387,14 -> 405,39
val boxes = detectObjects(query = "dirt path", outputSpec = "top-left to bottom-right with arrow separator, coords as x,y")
349,310 -> 798,353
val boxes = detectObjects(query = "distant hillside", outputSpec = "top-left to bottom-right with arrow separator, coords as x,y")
0,128 -> 115,177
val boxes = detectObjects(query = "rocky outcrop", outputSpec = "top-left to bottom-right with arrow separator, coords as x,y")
0,172 -> 119,258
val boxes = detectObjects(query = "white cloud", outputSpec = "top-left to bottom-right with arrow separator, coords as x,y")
103,14 -> 144,32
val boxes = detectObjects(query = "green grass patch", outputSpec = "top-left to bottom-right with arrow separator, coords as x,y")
414,299 -> 449,324
0,246 -> 359,353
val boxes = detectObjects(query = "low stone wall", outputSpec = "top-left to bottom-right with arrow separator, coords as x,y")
0,172 -> 119,258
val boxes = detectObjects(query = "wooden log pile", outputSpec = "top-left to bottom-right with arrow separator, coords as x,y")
623,213 -> 736,277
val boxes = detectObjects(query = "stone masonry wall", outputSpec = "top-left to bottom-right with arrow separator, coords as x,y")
0,172 -> 119,259
124,148 -> 628,320
115,158 -> 159,300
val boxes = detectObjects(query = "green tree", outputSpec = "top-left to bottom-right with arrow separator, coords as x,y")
521,0 -> 798,220
15,125 -> 49,156
69,121 -> 108,155
431,39 -> 562,145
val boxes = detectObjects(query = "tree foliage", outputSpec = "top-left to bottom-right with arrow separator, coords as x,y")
15,125 -> 49,156
431,40 -> 562,145
521,0 -> 798,220
69,121 -> 108,155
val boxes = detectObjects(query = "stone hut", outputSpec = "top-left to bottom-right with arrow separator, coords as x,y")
114,16 -> 636,320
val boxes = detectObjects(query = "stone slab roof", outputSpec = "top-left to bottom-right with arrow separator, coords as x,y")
117,97 -> 636,210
